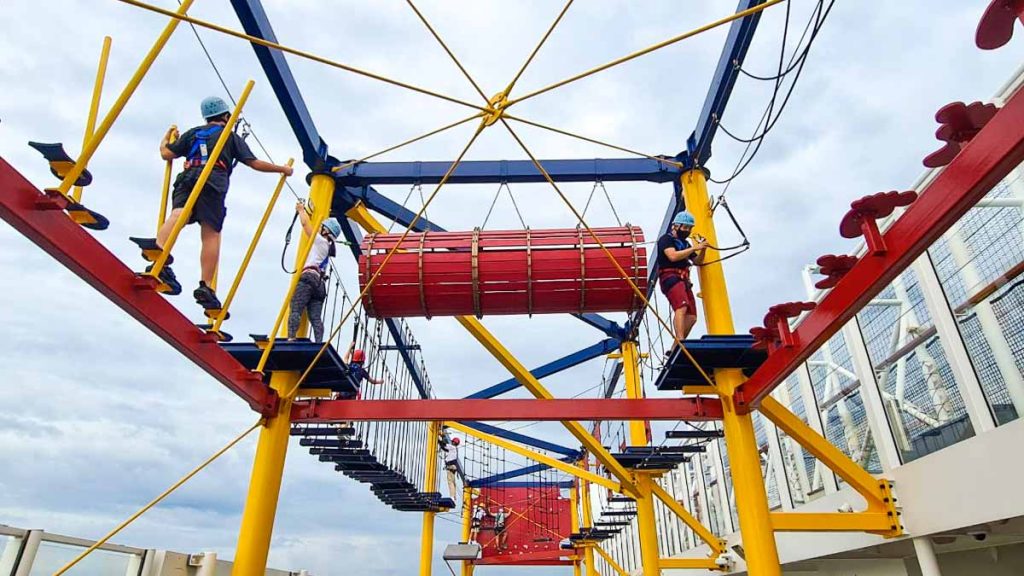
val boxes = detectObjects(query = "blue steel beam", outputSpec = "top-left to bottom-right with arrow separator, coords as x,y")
572,313 -> 626,339
603,361 -> 624,399
465,338 -> 621,399
688,0 -> 769,165
468,458 -> 579,488
460,421 -> 581,457
334,158 -> 681,186
336,186 -> 447,233
229,0 -> 332,170
471,479 -> 576,489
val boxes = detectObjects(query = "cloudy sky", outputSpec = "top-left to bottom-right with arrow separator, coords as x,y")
0,1 -> 1020,575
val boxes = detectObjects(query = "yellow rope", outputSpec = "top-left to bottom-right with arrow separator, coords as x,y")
283,119 -> 489,399
404,0 -> 490,103
504,113 -> 686,170
503,0 -> 575,95
52,420 -> 262,576
498,118 -> 717,389
331,112 -> 485,173
505,0 -> 785,107
114,0 -> 489,113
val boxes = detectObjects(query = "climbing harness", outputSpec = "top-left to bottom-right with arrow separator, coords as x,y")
183,125 -> 229,171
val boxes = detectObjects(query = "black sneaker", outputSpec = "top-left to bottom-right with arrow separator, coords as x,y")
193,282 -> 223,310
145,264 -> 181,295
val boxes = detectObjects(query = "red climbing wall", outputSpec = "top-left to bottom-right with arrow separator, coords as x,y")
473,485 -> 573,566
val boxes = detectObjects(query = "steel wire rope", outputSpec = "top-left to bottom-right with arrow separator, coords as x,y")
503,0 -> 575,96
403,0 -> 490,103
117,0 -> 490,113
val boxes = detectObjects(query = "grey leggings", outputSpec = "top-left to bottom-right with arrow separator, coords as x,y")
288,271 -> 326,341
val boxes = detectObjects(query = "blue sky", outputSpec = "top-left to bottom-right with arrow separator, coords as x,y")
0,1 -> 1020,575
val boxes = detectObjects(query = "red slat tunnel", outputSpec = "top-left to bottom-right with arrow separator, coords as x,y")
359,226 -> 648,318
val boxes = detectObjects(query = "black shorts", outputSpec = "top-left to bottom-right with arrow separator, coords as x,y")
471,520 -> 481,529
445,463 -> 458,473
495,524 -> 506,534
171,169 -> 227,232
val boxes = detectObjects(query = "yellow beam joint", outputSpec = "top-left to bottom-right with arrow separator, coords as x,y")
649,480 -> 724,553
445,421 -> 622,493
420,421 -> 441,576
592,544 -> 629,576
659,557 -> 721,570
683,385 -> 718,395
770,512 -> 897,533
296,388 -> 332,398
455,316 -> 639,496
759,396 -> 888,510
231,371 -> 296,576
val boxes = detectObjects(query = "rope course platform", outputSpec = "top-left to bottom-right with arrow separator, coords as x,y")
4,1 -> 1021,575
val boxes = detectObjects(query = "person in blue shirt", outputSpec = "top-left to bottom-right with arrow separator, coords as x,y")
657,211 -> 708,341
342,342 -> 385,397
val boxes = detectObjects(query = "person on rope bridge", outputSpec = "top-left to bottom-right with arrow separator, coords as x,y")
470,500 -> 486,543
491,505 -> 510,551
151,96 -> 293,307
287,202 -> 343,342
657,211 -> 708,341
336,342 -> 385,435
439,434 -> 462,503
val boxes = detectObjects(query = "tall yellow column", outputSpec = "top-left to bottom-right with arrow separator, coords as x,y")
580,464 -> 598,576
232,172 -> 335,575
461,486 -> 476,576
681,169 -> 780,575
571,480 -> 582,576
622,341 -> 661,576
420,421 -> 440,576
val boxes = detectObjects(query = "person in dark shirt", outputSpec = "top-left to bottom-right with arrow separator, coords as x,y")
154,96 -> 293,309
657,211 -> 708,341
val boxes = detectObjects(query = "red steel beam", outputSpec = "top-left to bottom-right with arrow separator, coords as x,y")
736,86 -> 1024,411
291,398 -> 723,422
0,158 -> 276,414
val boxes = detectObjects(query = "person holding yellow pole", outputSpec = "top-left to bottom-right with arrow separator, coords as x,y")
657,211 -> 708,341
286,201 -> 342,342
135,96 -> 293,307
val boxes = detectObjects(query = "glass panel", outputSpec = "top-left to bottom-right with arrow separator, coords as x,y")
752,412 -> 782,509
929,169 -> 1024,426
719,440 -> 738,530
0,535 -> 23,576
857,268 -> 975,463
28,540 -> 135,576
771,374 -> 825,504
808,331 -> 883,473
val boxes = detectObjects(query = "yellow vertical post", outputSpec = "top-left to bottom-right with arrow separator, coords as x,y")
461,485 -> 476,576
158,125 -> 178,231
580,469 -> 598,576
681,169 -> 780,576
622,340 -> 660,576
51,0 -> 195,197
231,173 -> 335,576
420,421 -> 440,576
571,479 -> 582,576
73,36 -> 111,203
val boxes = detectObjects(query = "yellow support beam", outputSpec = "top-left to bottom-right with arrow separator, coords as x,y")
571,480 -> 582,576
346,202 -> 639,495
231,371 -> 296,576
659,557 -> 721,570
592,544 -> 629,576
683,385 -> 718,396
681,168 -> 781,576
770,512 -> 894,533
621,341 -> 660,576
420,421 -> 440,576
759,396 -> 887,510
649,480 -> 724,553
445,421 -> 622,493
73,36 -> 111,204
456,316 -> 639,496
461,485 -> 475,576
622,341 -> 648,445
580,458 -> 598,576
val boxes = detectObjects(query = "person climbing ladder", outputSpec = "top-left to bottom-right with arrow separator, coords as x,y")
439,433 -> 462,504
287,201 -> 343,342
657,211 -> 708,341
134,96 -> 293,308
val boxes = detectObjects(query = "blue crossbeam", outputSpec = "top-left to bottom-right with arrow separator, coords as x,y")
336,186 -> 447,233
572,313 -> 626,339
334,158 -> 681,186
465,338 -> 621,399
460,421 -> 581,457
470,476 -> 577,489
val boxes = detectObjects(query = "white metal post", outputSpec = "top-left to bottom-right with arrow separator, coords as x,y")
844,319 -> 903,471
795,363 -> 841,493
913,536 -> 944,576
709,431 -> 735,534
12,530 -> 42,576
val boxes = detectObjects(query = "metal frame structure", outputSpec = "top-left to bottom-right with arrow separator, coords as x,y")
4,2 -> 1023,576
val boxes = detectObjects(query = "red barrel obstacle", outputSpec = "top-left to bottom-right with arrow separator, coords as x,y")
359,226 -> 647,318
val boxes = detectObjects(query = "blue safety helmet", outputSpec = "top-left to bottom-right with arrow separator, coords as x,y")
321,217 -> 342,239
672,211 -> 696,227
200,96 -> 230,120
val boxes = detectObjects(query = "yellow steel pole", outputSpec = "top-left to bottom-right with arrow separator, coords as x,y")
622,340 -> 660,576
51,0 -> 195,197
580,468 -> 598,576
571,479 -> 582,576
231,173 -> 335,575
681,169 -> 780,575
72,36 -> 111,203
211,159 -> 294,333
461,485 -> 475,576
420,421 -> 440,576
158,125 -> 178,231
230,371 -> 296,576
